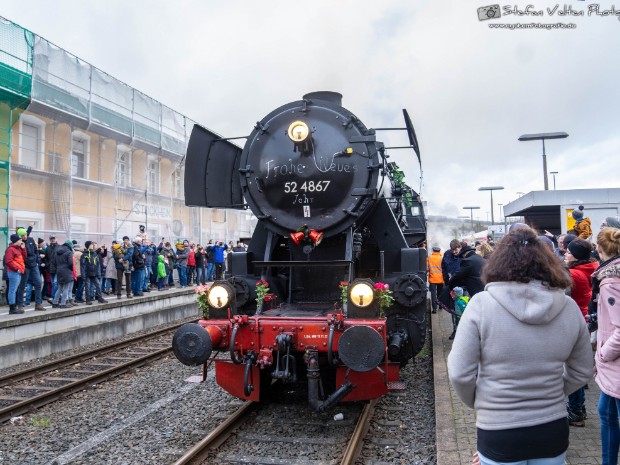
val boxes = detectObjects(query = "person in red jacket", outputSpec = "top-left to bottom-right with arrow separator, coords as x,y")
565,237 -> 598,427
187,243 -> 196,286
5,234 -> 27,314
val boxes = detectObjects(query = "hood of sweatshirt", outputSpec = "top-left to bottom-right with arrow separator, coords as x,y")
158,255 -> 164,263
484,281 -> 568,325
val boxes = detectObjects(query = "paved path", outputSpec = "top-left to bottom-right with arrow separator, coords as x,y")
433,308 -> 603,465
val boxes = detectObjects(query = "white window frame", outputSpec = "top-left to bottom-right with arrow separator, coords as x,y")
18,114 -> 45,169
13,211 -> 45,232
147,155 -> 160,194
116,145 -> 132,187
71,131 -> 90,179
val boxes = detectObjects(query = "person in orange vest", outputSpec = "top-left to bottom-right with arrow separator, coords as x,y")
427,245 -> 444,314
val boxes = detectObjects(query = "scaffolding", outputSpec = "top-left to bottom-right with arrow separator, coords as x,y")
0,16 -> 256,254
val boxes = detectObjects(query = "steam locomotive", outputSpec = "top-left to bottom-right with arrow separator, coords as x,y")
172,92 -> 427,410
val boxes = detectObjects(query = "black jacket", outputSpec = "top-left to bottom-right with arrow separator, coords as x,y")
448,248 -> 485,296
44,243 -> 58,274
56,245 -> 74,284
81,250 -> 101,278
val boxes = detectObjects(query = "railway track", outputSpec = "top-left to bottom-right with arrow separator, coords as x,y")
0,317 -> 196,423
174,398 -> 379,465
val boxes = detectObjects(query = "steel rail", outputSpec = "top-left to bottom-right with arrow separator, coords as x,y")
340,398 -> 379,465
0,345 -> 174,423
172,401 -> 257,465
0,318 -> 196,388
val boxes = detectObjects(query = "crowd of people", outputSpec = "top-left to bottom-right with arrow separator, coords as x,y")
428,206 -> 619,465
3,224 -> 248,313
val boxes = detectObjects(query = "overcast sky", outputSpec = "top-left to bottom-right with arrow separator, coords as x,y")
3,0 -> 620,222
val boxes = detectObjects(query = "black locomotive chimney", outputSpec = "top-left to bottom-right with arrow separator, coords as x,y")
303,91 -> 342,106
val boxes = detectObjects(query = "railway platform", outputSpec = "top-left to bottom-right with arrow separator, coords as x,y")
433,308 -> 603,465
0,288 -> 200,370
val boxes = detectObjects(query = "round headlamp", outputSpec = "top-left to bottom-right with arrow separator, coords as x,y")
349,280 -> 374,308
287,121 -> 310,142
208,283 -> 231,308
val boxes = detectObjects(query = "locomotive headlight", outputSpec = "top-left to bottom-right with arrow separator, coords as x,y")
287,121 -> 310,142
349,280 -> 374,308
208,283 -> 232,308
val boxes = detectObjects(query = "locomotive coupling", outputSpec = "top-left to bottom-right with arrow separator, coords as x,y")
172,323 -> 222,366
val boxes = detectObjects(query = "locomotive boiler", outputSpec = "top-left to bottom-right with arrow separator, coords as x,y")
172,92 -> 427,410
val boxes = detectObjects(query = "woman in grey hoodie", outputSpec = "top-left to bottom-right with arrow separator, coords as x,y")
448,226 -> 593,465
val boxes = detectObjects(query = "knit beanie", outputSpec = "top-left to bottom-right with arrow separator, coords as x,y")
17,228 -> 26,237
10,233 -> 20,244
562,234 -> 577,249
37,238 -> 45,245
605,216 -> 620,229
572,205 -> 585,221
568,238 -> 592,261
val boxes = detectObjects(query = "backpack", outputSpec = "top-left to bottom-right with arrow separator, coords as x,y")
454,295 -> 470,318
132,246 -> 145,268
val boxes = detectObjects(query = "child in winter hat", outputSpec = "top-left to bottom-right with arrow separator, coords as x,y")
571,206 -> 592,239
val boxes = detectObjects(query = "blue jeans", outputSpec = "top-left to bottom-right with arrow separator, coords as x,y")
478,451 -> 567,465
50,273 -> 58,297
7,270 -> 22,305
131,268 -> 144,295
568,385 -> 586,414
17,267 -> 42,306
142,266 -> 151,290
207,262 -> 215,281
75,277 -> 85,301
177,265 -> 187,286
196,267 -> 205,285
599,392 -> 620,465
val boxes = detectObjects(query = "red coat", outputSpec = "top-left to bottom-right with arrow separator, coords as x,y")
187,250 -> 196,267
569,261 -> 598,318
4,243 -> 26,273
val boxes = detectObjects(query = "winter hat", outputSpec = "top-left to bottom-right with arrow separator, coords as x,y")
37,238 -> 45,245
134,236 -> 142,243
453,287 -> 464,297
605,216 -> 620,229
64,240 -> 74,249
509,223 -> 530,232
84,240 -> 93,249
10,233 -> 20,244
562,234 -> 577,249
538,235 -> 554,250
568,238 -> 592,260
17,228 -> 26,237
572,205 -> 585,221
432,246 -> 441,252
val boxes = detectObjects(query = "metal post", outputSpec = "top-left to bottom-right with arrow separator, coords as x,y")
542,139 -> 548,191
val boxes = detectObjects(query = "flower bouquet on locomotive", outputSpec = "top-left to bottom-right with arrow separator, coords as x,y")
172,92 -> 427,410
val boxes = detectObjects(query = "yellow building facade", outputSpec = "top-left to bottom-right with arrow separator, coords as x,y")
1,18 -> 255,252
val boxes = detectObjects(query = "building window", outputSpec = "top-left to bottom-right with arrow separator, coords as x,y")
116,148 -> 131,187
174,168 -> 183,198
18,115 -> 45,169
71,132 -> 90,179
147,157 -> 160,194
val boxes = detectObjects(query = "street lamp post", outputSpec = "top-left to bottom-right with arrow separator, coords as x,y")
478,186 -> 504,225
518,132 -> 569,190
463,206 -> 480,231
550,171 -> 559,190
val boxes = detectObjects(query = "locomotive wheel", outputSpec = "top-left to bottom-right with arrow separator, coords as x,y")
393,274 -> 426,307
